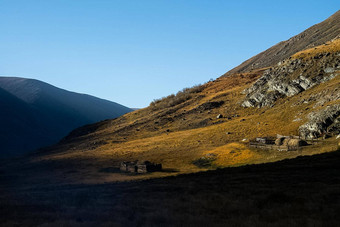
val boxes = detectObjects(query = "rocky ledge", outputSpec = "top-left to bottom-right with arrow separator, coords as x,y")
241,52 -> 340,108
299,104 -> 340,139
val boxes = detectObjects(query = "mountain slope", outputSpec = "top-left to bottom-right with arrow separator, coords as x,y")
16,12 -> 340,184
26,40 -> 338,184
0,77 -> 132,157
224,10 -> 340,75
0,87 -> 49,155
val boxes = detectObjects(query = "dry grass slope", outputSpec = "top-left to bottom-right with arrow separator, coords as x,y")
20,40 -> 339,184
292,39 -> 340,59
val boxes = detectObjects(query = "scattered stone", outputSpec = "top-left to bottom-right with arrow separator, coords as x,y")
216,114 -> 223,119
324,67 -> 335,73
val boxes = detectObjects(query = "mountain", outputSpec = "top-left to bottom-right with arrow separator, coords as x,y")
224,10 -> 340,75
0,77 -> 132,157
0,10 -> 339,226
19,11 -> 338,184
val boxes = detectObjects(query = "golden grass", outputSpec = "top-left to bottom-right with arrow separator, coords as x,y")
33,45 -> 340,184
292,38 -> 340,59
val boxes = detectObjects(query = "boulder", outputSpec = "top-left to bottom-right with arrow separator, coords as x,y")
299,104 -> 340,139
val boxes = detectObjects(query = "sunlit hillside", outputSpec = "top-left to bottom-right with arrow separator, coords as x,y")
22,39 -> 339,184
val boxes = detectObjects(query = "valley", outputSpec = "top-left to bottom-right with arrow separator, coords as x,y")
0,9 -> 339,226
21,38 -> 338,184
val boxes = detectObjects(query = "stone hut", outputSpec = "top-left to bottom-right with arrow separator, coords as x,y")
120,161 -> 137,173
255,137 -> 275,144
250,135 -> 308,151
120,161 -> 162,174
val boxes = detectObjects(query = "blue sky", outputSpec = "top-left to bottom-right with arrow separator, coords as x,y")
0,1 -> 338,108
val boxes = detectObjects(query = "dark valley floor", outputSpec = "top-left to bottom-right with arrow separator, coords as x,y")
1,149 -> 340,226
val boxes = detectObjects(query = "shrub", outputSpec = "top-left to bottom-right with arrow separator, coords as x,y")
149,84 -> 204,109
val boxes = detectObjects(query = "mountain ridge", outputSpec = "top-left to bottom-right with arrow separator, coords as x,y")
223,10 -> 340,76
0,76 -> 132,157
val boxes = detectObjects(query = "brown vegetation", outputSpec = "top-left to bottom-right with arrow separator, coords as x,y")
149,84 -> 205,110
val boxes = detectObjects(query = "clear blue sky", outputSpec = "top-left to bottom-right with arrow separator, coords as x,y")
0,1 -> 338,108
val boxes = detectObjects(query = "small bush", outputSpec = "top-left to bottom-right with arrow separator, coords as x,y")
192,153 -> 217,168
150,84 -> 204,109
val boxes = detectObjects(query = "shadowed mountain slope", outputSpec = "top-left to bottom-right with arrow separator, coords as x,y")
0,77 -> 132,157
0,87 -> 49,156
224,10 -> 340,75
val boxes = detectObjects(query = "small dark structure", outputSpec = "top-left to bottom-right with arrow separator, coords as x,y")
120,161 -> 162,174
249,135 -> 308,151
255,137 -> 275,144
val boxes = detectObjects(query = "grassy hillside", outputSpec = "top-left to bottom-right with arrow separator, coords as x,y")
24,39 -> 340,184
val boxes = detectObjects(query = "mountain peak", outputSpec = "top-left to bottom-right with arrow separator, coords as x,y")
223,10 -> 340,76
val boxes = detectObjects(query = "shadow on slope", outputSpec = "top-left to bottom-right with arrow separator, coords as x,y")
1,149 -> 340,226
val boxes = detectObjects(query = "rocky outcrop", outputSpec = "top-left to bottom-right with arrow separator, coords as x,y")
299,104 -> 340,139
242,52 -> 340,108
291,87 -> 340,108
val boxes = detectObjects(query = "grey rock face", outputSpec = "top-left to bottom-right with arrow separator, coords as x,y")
324,67 -> 335,73
299,104 -> 340,139
291,87 -> 340,108
242,52 -> 340,108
